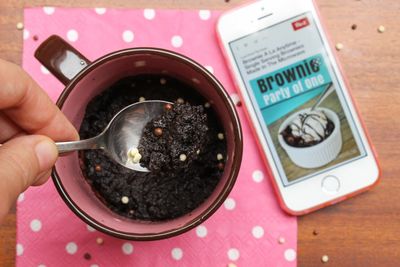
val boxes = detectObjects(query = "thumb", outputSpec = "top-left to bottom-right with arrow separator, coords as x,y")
0,135 -> 57,218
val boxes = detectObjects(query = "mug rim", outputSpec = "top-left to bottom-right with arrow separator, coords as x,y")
52,47 -> 243,240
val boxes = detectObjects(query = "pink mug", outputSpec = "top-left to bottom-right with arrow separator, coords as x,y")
35,35 -> 243,240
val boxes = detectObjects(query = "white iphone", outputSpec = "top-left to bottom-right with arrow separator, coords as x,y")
217,0 -> 380,215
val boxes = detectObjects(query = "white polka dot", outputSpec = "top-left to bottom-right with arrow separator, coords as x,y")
122,30 -> 134,43
252,170 -> 264,183
86,224 -> 96,232
17,193 -> 25,202
171,35 -> 183,48
95,8 -> 106,15
196,225 -> 208,238
65,242 -> 78,255
40,65 -> 50,74
43,7 -> 55,15
16,243 -> 23,256
66,29 -> 78,42
90,265 -> 99,267
205,65 -> 214,74
227,248 -> 240,261
171,248 -> 183,260
199,10 -> 211,20
284,249 -> 297,262
38,265 -> 46,267
144,9 -> 155,20
230,93 -> 241,105
224,197 -> 236,210
30,219 -> 42,232
252,226 -> 264,239
122,242 -> 133,255
23,29 -> 29,40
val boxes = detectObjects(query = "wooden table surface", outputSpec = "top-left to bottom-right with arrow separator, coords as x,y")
0,0 -> 399,266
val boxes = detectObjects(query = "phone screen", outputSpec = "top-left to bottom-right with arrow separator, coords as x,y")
229,11 -> 367,186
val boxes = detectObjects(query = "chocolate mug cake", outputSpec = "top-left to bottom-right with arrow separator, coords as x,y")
137,103 -> 209,173
79,74 -> 227,221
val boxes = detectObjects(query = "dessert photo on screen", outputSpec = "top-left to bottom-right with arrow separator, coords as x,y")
269,82 -> 361,182
248,52 -> 366,185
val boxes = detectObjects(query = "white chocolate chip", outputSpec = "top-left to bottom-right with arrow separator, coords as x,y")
179,154 -> 187,161
378,25 -> 385,33
139,96 -> 146,102
128,147 -> 139,158
217,153 -> 223,161
160,78 -> 167,84
204,102 -> 211,108
335,43 -> 344,51
126,147 -> 142,165
321,255 -> 329,263
217,133 -> 224,140
121,196 -> 129,204
16,22 -> 24,30
177,98 -> 184,104
132,153 -> 142,164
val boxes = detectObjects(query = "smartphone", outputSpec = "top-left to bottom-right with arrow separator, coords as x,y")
217,0 -> 380,215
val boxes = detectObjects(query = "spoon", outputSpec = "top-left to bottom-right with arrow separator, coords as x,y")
311,82 -> 334,111
56,100 -> 173,172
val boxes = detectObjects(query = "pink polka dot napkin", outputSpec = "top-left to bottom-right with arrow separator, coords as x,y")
18,7 -> 297,267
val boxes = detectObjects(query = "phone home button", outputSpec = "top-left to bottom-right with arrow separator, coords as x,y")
321,176 -> 340,194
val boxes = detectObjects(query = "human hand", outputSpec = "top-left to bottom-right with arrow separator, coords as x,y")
0,59 -> 78,221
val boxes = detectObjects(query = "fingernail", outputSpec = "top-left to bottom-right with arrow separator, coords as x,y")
35,140 -> 58,172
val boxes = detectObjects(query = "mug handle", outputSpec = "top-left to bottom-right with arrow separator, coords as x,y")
34,35 -> 91,85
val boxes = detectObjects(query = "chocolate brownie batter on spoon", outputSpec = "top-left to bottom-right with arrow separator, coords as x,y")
56,100 -> 172,172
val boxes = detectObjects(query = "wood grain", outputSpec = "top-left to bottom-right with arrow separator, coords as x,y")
1,0 -> 399,266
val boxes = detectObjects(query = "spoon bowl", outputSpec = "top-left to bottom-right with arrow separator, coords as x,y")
56,100 -> 172,172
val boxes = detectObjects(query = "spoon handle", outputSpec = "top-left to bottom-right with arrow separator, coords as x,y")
311,82 -> 334,111
56,135 -> 103,154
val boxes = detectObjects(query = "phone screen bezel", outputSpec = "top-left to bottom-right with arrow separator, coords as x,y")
217,0 -> 379,213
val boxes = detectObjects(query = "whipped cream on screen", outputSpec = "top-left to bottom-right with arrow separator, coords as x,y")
289,110 -> 329,143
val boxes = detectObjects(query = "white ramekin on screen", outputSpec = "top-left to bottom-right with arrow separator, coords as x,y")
278,108 -> 342,169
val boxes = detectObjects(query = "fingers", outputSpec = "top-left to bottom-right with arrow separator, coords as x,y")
0,112 -> 23,143
0,135 -> 57,220
33,170 -> 52,186
0,59 -> 79,142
